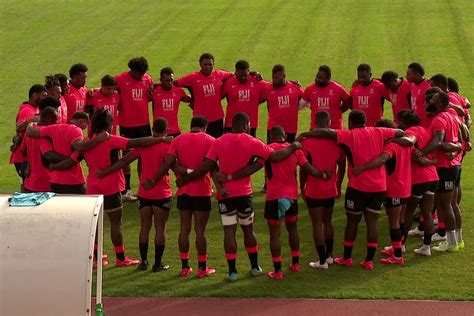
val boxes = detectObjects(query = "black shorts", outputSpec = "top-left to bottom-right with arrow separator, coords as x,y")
456,168 -> 462,187
264,199 -> 298,220
267,130 -> 296,144
206,119 -> 224,138
104,192 -> 123,212
14,162 -> 28,181
305,197 -> 335,209
119,124 -> 152,139
411,181 -> 438,198
344,187 -> 385,213
383,197 -> 408,208
218,195 -> 253,215
137,197 -> 172,211
177,194 -> 212,211
437,166 -> 461,192
224,127 -> 257,138
50,183 -> 86,194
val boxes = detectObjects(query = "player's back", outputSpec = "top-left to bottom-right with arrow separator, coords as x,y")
405,125 -> 438,185
384,142 -> 413,198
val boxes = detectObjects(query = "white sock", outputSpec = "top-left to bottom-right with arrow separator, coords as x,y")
455,229 -> 463,242
447,230 -> 457,246
422,244 -> 430,250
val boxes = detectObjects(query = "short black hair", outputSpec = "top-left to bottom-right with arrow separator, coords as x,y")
44,74 -> 61,89
101,75 -> 116,86
375,119 -> 396,128
235,60 -> 250,70
425,86 -> 442,96
270,126 -> 285,138
272,64 -> 285,74
232,112 -> 250,129
430,74 -> 448,88
199,53 -> 215,63
40,106 -> 58,122
69,63 -> 88,78
447,77 -> 459,93
381,71 -> 398,85
160,67 -> 174,77
153,117 -> 168,134
128,56 -> 149,73
349,110 -> 366,126
397,109 -> 420,127
438,91 -> 450,108
190,115 -> 208,129
408,62 -> 425,76
29,84 -> 47,98
54,73 -> 68,85
318,65 -> 331,78
357,63 -> 371,73
90,108 -> 111,134
71,111 -> 90,123
315,110 -> 330,126
39,96 -> 60,111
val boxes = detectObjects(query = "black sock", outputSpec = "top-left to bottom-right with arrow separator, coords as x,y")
291,253 -> 299,264
227,259 -> 237,274
155,244 -> 165,266
390,229 -> 402,258
316,245 -> 326,264
248,252 -> 259,269
400,223 -> 408,245
125,173 -> 131,191
198,260 -> 206,271
139,243 -> 148,262
423,233 -> 433,246
325,239 -> 334,258
438,227 -> 446,237
366,246 -> 377,262
181,259 -> 189,269
273,260 -> 282,272
418,221 -> 424,231
343,245 -> 353,260
116,252 -> 125,261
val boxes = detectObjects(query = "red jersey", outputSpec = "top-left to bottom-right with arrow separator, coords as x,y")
405,126 -> 439,185
115,72 -> 153,127
301,137 -> 343,199
176,70 -> 232,122
64,83 -> 87,121
151,85 -> 187,135
206,133 -> 273,199
133,143 -> 172,200
57,96 -> 68,124
222,76 -> 266,129
337,127 -> 396,192
350,80 -> 387,127
411,79 -> 431,128
87,90 -> 120,134
264,142 -> 307,200
263,81 -> 304,133
386,79 -> 413,122
429,112 -> 462,168
21,134 -> 51,192
303,81 -> 349,130
10,102 -> 39,164
39,123 -> 85,185
167,132 -> 215,197
383,142 -> 413,198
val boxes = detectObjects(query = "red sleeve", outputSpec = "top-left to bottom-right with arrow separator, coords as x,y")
110,135 -> 129,150
336,129 -> 352,146
349,86 -> 356,97
17,107 -> 36,124
251,137 -> 273,160
39,124 -> 55,138
178,88 -> 188,100
339,84 -> 350,101
70,151 -> 83,163
206,141 -> 219,162
218,70 -> 233,80
303,86 -> 311,101
296,149 -> 308,166
298,86 -> 305,98
39,138 -> 53,154
382,143 -> 396,158
69,126 -> 84,145
114,74 -> 123,90
167,139 -> 178,157
381,127 -> 396,141
176,73 -> 195,88
221,80 -> 229,98
430,117 -> 445,133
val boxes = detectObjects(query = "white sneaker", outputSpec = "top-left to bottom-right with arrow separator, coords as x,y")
326,256 -> 334,265
433,217 -> 439,225
433,241 -> 459,252
408,227 -> 424,237
414,246 -> 431,256
121,190 -> 137,202
431,233 -> 447,242
309,261 -> 328,270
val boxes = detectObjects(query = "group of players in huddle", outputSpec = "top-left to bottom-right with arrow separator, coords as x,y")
10,53 -> 470,281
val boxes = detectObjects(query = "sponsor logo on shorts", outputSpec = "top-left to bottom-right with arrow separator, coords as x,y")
219,203 -> 227,213
346,200 -> 354,210
392,198 -> 400,206
244,207 -> 252,214
445,181 -> 454,190
163,201 -> 172,209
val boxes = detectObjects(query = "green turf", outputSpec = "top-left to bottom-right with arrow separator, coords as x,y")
1,0 -> 474,300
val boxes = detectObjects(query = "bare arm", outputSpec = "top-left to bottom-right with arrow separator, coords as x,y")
352,153 -> 390,176
267,142 -> 301,162
126,136 -> 172,149
223,161 -> 264,181
25,123 -> 41,138
449,103 -> 466,117
43,151 -> 69,163
439,142 -> 462,153
17,116 -> 40,133
72,132 -> 110,153
298,98 -> 309,110
414,156 -> 438,167
387,134 -> 415,146
421,131 -> 445,156
297,129 -> 337,141
176,159 -> 217,187
95,152 -> 138,179
143,154 -> 177,189
49,157 -> 78,170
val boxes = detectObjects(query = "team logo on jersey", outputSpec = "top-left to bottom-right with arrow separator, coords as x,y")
346,200 -> 355,210
329,89 -> 333,96
250,82 -> 255,88
288,88 -> 293,93
172,93 -> 176,97
203,84 -> 216,96
369,88 -> 374,94
277,95 -> 290,108
445,181 -> 454,190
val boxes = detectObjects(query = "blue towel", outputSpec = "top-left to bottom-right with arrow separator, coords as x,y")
8,192 -> 55,207
277,198 -> 293,219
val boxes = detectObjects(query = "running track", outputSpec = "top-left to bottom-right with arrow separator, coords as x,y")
95,298 -> 474,315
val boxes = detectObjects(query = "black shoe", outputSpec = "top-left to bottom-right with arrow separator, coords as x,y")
137,260 -> 149,271
152,263 -> 170,272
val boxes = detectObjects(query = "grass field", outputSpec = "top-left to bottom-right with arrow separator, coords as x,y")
1,0 -> 474,300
